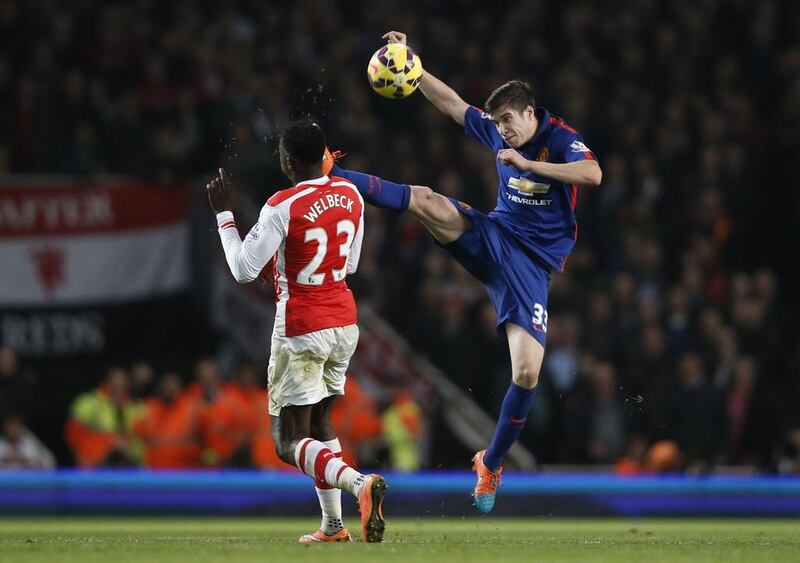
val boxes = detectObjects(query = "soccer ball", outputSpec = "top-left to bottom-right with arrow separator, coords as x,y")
367,43 -> 423,99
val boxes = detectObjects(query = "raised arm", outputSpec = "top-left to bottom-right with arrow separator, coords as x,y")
384,31 -> 469,125
207,168 -> 283,283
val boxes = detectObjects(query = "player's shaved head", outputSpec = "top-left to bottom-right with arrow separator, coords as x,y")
485,80 -> 536,116
279,119 -> 327,166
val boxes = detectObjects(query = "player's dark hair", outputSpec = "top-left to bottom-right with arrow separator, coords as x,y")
279,119 -> 327,166
484,80 -> 536,115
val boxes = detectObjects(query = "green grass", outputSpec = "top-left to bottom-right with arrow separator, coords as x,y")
1,518 -> 799,563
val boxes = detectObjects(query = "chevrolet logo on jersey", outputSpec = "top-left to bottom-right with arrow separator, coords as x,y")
508,177 -> 551,194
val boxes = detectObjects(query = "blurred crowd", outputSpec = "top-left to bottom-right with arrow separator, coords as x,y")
1,0 -> 799,471
1,347 -> 421,470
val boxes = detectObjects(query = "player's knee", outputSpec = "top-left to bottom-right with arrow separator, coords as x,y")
409,185 -> 436,214
410,185 -> 446,218
410,185 -> 459,227
512,365 -> 540,389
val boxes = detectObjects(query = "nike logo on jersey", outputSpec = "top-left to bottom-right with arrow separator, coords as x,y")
303,193 -> 354,223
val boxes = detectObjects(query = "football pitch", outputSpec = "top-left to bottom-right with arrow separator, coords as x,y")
1,517 -> 798,563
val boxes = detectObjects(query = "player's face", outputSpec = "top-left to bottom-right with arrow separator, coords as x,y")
491,105 -> 537,148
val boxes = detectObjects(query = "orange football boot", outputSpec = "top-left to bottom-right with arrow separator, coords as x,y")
297,528 -> 352,544
472,450 -> 503,513
357,474 -> 387,542
322,147 -> 346,176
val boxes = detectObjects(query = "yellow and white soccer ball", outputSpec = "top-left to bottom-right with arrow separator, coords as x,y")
367,43 -> 423,99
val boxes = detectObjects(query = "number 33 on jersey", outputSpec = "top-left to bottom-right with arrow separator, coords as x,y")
216,175 -> 364,337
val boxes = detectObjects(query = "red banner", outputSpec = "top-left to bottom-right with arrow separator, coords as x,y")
0,181 -> 189,238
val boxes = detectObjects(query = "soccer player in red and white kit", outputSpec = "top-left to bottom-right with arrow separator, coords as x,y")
206,120 -> 387,544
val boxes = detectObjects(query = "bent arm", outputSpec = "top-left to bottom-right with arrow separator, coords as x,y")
419,70 -> 469,126
526,159 -> 603,187
216,209 -> 283,283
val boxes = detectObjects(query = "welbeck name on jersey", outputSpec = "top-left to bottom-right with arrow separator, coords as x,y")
302,193 -> 355,223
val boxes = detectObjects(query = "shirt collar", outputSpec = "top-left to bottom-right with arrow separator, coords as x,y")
296,175 -> 329,187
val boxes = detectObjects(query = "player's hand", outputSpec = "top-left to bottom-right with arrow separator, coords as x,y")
497,149 -> 531,172
383,30 -> 407,45
206,167 -> 235,213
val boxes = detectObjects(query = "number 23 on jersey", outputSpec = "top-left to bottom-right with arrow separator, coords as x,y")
296,219 -> 356,285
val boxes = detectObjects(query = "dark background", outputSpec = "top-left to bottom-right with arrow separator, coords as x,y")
1,0 -> 798,470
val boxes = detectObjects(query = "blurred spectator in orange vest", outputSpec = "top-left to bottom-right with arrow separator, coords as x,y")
133,373 -> 203,469
65,367 -> 145,467
186,358 -> 249,467
231,361 -> 284,470
382,389 -> 423,472
331,376 -> 382,467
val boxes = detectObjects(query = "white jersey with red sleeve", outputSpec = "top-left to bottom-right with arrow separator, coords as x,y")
215,175 -> 364,337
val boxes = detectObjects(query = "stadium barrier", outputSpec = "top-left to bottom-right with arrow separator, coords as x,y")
1,470 -> 798,517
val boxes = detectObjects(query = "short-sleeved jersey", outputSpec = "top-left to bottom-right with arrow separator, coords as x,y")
216,175 -> 364,337
463,105 -> 596,271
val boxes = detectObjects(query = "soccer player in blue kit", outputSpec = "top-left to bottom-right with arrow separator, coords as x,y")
328,30 -> 602,513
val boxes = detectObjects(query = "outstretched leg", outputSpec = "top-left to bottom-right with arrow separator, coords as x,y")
331,163 -> 469,243
330,163 -> 412,211
407,185 -> 471,243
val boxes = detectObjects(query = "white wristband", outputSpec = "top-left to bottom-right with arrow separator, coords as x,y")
216,211 -> 235,227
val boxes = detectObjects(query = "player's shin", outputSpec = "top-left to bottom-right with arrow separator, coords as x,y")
330,163 -> 410,211
294,438 -> 366,497
315,439 -> 344,535
483,382 -> 537,471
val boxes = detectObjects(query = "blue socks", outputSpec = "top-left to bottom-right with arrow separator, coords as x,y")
484,382 -> 537,471
331,163 -> 411,211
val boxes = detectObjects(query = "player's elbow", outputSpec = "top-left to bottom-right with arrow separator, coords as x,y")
228,255 -> 259,284
449,100 -> 468,126
585,164 -> 602,187
232,269 -> 256,284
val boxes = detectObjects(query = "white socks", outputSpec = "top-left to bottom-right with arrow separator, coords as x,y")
294,438 -> 368,523
316,439 -> 343,535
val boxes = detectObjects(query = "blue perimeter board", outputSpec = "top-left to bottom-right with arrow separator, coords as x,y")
1,470 -> 799,517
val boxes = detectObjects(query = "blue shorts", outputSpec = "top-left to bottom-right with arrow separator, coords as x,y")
438,199 -> 551,347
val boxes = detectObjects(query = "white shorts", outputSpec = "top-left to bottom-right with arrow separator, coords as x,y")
267,324 -> 359,416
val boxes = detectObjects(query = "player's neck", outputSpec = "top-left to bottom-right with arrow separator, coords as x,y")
291,166 -> 325,185
521,116 -> 539,146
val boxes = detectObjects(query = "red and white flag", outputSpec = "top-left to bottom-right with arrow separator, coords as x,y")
0,181 -> 189,307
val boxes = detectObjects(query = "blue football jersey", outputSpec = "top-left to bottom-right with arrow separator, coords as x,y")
463,105 -> 596,271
